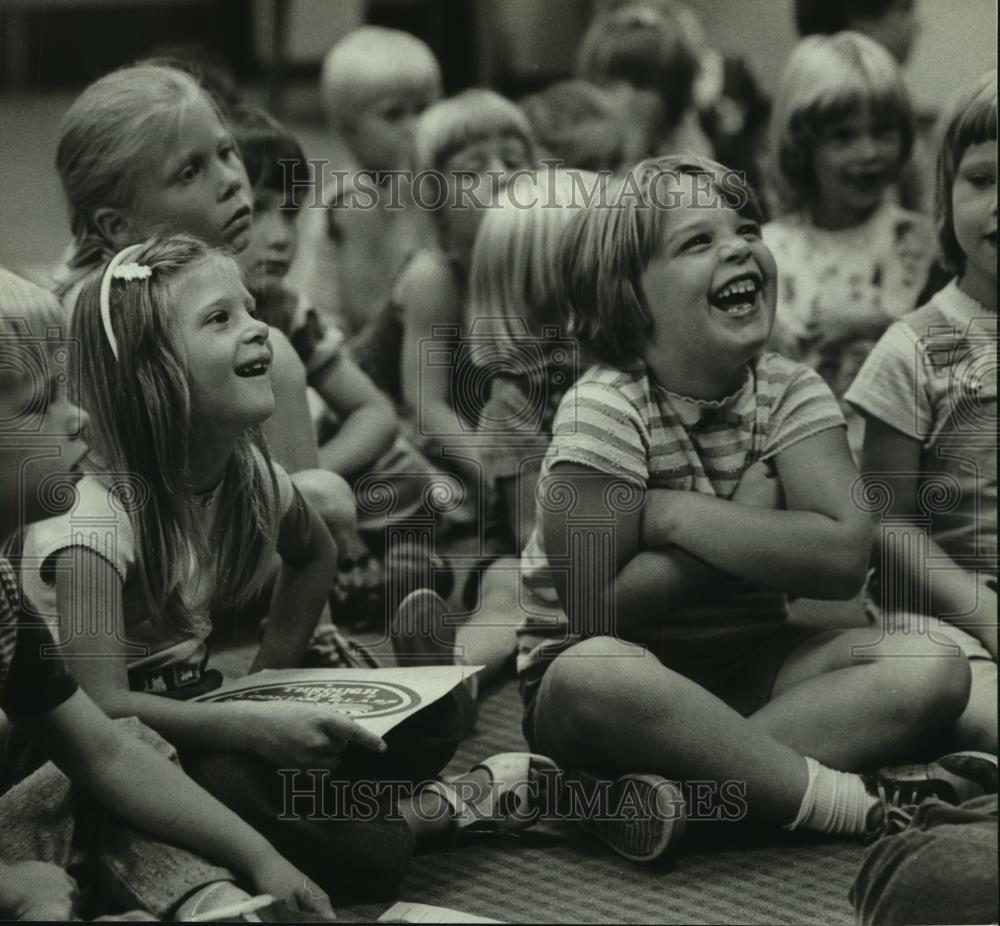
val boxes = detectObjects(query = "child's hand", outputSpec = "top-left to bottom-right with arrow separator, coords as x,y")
0,861 -> 79,921
249,853 -> 336,920
732,460 -> 783,510
243,702 -> 387,768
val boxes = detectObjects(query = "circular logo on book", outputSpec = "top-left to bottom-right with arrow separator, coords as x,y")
199,680 -> 421,717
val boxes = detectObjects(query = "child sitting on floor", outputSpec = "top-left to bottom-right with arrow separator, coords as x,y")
289,26 -> 442,337
0,266 -> 332,921
763,32 -> 935,453
515,154 -> 993,863
846,69 -> 997,753
18,236 -> 558,905
52,61 -> 356,604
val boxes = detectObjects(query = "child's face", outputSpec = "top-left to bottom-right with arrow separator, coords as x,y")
0,352 -> 89,528
640,173 -> 777,373
442,132 -> 535,248
812,106 -> 903,222
171,258 -> 275,432
241,188 -> 299,290
124,94 -> 253,252
952,140 -> 997,292
350,83 -> 438,172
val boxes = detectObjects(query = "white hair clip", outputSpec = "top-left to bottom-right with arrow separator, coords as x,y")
112,262 -> 152,282
99,244 -> 151,361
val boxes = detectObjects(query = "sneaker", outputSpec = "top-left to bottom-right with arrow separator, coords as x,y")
865,751 -> 999,839
562,771 -> 686,862
175,882 -> 273,922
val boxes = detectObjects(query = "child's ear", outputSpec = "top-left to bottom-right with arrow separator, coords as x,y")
92,207 -> 136,251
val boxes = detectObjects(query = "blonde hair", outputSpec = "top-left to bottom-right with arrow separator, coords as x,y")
55,64 -> 222,279
559,154 -> 763,369
935,69 -> 997,275
320,26 -> 442,131
411,89 -> 536,176
768,31 -> 913,212
70,236 -> 281,637
468,168 -> 598,360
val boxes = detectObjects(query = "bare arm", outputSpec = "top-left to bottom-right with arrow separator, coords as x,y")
252,491 -> 337,671
260,328 -> 320,474
24,689 -> 335,916
314,353 -> 399,478
541,464 -> 718,637
861,416 -> 997,657
643,427 -> 872,599
53,547 -> 383,767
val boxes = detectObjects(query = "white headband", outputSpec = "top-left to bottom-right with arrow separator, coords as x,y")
99,244 -> 152,361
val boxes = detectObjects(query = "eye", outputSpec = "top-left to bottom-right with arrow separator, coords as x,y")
738,221 -> 762,239
177,162 -> 201,184
965,172 -> 996,189
246,301 -> 259,319
206,310 -> 229,325
681,233 -> 711,251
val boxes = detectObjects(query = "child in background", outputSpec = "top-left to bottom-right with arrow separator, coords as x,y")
351,89 -> 538,502
19,236 -> 555,904
577,0 -> 713,160
764,32 -> 935,452
52,61 -> 354,581
518,80 -> 643,173
289,26 -> 442,337
846,70 -> 997,752
0,266 -> 333,921
444,169 -> 596,686
516,155 -> 991,862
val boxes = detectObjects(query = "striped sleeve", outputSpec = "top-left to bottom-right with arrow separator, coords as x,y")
760,357 -> 846,460
546,377 -> 649,483
844,321 -> 928,441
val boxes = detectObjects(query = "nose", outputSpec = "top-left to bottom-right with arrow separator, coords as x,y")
720,234 -> 753,262
218,159 -> 247,204
244,314 -> 270,344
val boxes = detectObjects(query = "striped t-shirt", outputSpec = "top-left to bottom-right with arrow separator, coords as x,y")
516,351 -> 845,674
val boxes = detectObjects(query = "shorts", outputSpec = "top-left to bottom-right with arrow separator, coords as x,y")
520,624 -> 818,754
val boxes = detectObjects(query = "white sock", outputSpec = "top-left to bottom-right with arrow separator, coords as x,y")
784,756 -> 878,836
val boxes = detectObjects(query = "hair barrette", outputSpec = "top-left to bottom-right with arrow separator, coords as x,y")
112,263 -> 152,282
99,243 -> 151,361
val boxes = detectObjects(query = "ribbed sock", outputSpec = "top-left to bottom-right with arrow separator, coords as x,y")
784,756 -> 878,836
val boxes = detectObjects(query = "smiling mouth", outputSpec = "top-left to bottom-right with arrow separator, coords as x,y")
235,357 -> 271,377
708,274 -> 763,318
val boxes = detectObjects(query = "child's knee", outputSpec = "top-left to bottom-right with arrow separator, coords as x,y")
540,636 -> 658,735
878,641 -> 972,729
293,469 -> 358,532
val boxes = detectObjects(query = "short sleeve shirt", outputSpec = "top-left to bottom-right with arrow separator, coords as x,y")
845,281 -> 997,569
19,451 -> 295,685
516,351 -> 846,673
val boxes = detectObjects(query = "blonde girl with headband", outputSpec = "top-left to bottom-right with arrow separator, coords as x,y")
763,32 -> 935,453
53,61 -> 363,629
19,236 -> 561,904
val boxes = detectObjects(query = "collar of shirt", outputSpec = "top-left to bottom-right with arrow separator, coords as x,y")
651,364 -> 755,432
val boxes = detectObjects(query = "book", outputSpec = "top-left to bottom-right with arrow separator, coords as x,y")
193,665 -> 481,737
378,901 -> 505,923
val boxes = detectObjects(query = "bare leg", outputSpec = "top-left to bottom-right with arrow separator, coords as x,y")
751,628 -> 972,770
951,659 -> 998,753
452,557 -> 520,684
532,636 -> 809,825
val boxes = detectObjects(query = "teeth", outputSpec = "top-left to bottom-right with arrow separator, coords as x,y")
716,279 -> 757,300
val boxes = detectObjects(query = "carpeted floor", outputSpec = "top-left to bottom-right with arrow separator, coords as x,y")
337,678 -> 864,925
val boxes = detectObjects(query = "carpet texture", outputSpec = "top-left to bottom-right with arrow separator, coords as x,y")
340,679 -> 864,924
